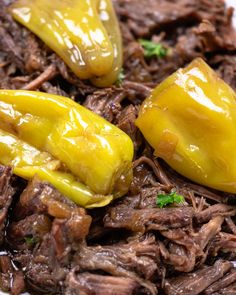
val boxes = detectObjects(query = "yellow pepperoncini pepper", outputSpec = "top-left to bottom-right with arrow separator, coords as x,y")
10,0 -> 122,87
0,90 -> 134,208
136,58 -> 236,193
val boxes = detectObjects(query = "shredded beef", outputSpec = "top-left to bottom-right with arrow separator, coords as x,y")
65,269 -> 140,295
0,0 -> 236,294
211,281 -> 236,295
4,177 -> 92,294
0,255 -> 25,295
164,260 -> 233,295
104,206 -> 194,232
0,166 -> 15,245
204,268 -> 236,295
74,236 -> 159,294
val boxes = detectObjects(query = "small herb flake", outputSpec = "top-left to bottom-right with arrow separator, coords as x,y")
116,68 -> 125,86
156,192 -> 185,208
139,39 -> 167,58
24,236 -> 36,246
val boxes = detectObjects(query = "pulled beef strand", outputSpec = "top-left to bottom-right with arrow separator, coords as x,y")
0,166 -> 14,245
163,260 -> 233,295
104,206 -> 194,232
65,269 -> 140,295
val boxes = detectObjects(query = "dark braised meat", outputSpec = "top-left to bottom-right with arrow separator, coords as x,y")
163,260 -> 233,295
0,166 -> 15,245
104,206 -> 194,232
5,177 -> 92,294
74,235 -> 159,294
65,269 -> 140,295
0,255 -> 25,295
204,268 -> 236,295
0,0 -> 236,294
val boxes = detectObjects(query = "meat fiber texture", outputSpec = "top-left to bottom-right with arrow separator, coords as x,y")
0,0 -> 236,295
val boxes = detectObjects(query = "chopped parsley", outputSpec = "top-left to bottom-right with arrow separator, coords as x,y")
116,68 -> 125,86
156,191 -> 185,208
139,39 -> 167,58
24,236 -> 37,246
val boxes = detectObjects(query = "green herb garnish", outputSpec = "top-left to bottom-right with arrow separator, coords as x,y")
156,192 -> 185,208
139,39 -> 167,58
116,68 -> 125,86
24,236 -> 37,246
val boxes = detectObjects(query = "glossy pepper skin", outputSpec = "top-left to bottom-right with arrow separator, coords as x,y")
0,90 -> 134,208
136,58 -> 236,193
10,0 -> 122,87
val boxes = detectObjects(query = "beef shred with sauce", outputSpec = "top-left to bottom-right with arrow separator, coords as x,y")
0,0 -> 236,294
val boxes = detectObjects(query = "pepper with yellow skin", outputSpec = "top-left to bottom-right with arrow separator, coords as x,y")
0,90 -> 134,208
10,0 -> 122,87
136,58 -> 236,193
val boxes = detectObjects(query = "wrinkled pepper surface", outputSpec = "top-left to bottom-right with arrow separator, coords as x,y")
136,58 -> 236,193
10,0 -> 122,87
0,90 -> 134,208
